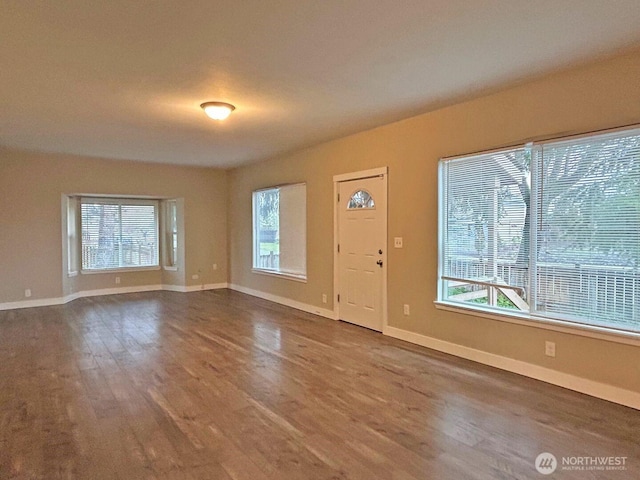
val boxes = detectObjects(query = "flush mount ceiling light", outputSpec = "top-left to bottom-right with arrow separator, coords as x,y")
200,101 -> 235,120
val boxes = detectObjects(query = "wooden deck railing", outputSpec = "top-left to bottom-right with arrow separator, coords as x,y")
446,258 -> 640,326
256,252 -> 279,269
82,244 -> 154,269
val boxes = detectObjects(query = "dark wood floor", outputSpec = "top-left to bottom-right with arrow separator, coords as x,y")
0,290 -> 638,479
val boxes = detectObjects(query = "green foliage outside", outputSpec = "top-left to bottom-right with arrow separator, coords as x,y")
448,286 -> 517,309
259,241 -> 279,255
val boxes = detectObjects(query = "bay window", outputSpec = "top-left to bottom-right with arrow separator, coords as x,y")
80,198 -> 159,272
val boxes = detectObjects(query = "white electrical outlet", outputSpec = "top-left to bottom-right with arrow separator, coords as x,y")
192,274 -> 199,280
322,294 -> 327,304
545,341 -> 556,357
24,289 -> 32,298
212,263 -> 218,270
115,276 -> 121,284
403,304 -> 410,315
394,237 -> 403,248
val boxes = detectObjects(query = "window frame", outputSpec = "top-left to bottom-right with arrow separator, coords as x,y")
66,196 -> 79,277
251,183 -> 307,282
163,199 -> 179,271
79,197 -> 161,274
437,125 -> 640,341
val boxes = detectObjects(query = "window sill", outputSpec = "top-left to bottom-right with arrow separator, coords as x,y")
81,266 -> 161,275
434,300 -> 640,346
163,266 -> 179,271
251,268 -> 307,283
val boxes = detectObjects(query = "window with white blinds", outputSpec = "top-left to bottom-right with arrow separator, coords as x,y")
439,127 -> 640,335
440,147 -> 531,312
80,198 -> 159,271
534,130 -> 640,330
252,184 -> 307,279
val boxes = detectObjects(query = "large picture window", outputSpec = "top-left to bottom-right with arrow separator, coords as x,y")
439,127 -> 640,335
80,198 -> 159,271
252,183 -> 307,280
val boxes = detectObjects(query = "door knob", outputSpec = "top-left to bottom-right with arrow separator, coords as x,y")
376,260 -> 383,267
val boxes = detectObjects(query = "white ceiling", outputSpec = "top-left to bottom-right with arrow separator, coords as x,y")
2,1 -> 640,168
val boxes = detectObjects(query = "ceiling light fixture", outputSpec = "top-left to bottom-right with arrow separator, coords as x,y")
200,101 -> 235,120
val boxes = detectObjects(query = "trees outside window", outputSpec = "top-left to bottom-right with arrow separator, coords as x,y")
252,184 -> 306,279
440,127 -> 640,333
80,199 -> 159,271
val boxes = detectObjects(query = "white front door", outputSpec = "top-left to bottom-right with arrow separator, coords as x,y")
337,174 -> 386,331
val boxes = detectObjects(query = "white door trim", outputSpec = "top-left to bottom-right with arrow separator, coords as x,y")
333,166 -> 388,183
333,167 -> 388,330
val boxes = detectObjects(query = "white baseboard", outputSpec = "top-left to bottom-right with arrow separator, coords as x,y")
0,296 -> 69,310
228,283 -> 335,319
163,283 -> 229,293
0,283 -> 229,311
384,325 -> 640,411
160,284 -> 186,293
71,284 -> 165,300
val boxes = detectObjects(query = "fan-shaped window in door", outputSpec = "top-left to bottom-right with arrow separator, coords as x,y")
347,189 -> 375,209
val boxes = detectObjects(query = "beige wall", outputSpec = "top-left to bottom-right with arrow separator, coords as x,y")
0,149 -> 228,302
228,49 -> 640,393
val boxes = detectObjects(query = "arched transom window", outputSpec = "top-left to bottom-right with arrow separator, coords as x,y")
347,189 -> 375,209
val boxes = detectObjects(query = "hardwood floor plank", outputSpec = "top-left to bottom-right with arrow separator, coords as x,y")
0,289 -> 638,479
